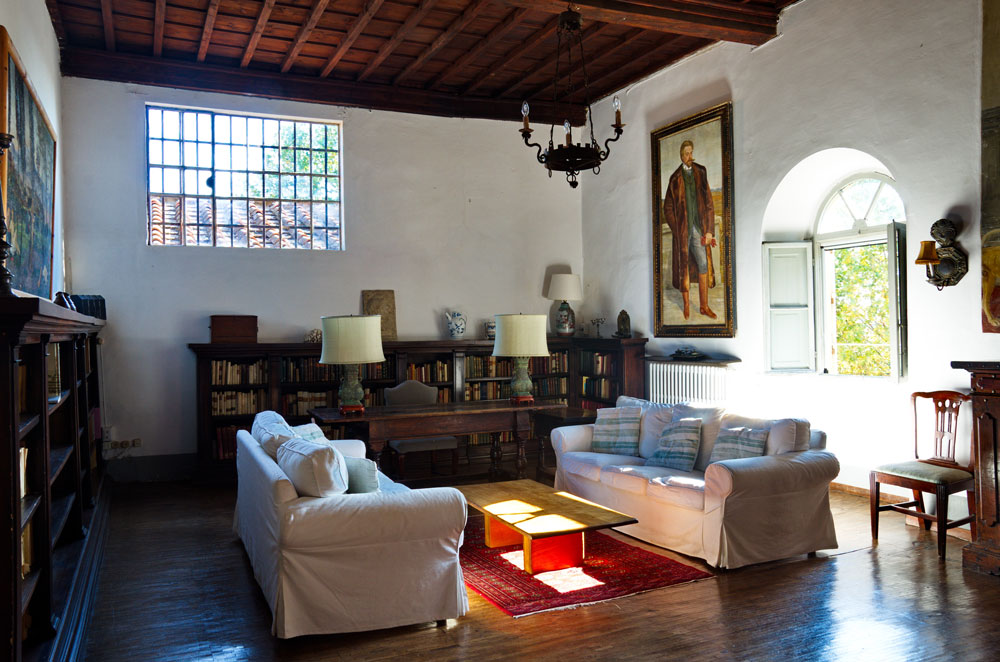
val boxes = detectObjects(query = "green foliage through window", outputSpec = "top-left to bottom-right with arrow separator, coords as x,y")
832,244 -> 890,376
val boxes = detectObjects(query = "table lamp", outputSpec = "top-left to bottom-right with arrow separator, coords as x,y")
319,315 -> 385,415
493,314 -> 550,405
546,274 -> 582,336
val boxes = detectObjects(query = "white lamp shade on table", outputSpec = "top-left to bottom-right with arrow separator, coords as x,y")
492,314 -> 550,357
546,274 -> 582,301
319,315 -> 386,365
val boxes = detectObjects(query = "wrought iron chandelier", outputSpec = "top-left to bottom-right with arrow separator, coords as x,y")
519,9 -> 624,188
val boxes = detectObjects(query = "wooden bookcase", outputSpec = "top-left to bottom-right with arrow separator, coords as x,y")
2,298 -> 106,662
189,336 -> 646,473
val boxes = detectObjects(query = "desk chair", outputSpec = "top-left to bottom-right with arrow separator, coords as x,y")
384,380 -> 459,479
870,390 -> 976,558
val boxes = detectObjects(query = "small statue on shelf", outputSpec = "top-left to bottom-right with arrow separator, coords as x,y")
590,317 -> 606,338
613,310 -> 631,338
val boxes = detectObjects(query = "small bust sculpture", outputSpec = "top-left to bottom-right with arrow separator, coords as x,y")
614,310 -> 631,338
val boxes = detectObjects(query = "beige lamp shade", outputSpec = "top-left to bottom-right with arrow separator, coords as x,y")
319,315 -> 386,364
492,314 -> 550,357
546,274 -> 582,301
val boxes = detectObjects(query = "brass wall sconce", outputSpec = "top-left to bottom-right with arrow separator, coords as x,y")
914,219 -> 968,290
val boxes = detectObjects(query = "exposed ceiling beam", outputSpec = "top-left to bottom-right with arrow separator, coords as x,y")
43,0 -> 68,47
242,0 -> 277,68
500,0 -> 776,45
426,7 -> 528,91
197,0 -> 223,62
357,0 -> 438,83
319,0 -> 386,78
393,0 -> 491,86
281,0 -> 331,73
153,0 -> 166,57
60,48 -> 587,126
493,22 -> 606,99
519,23 -> 614,101
461,14 -> 559,96
100,0 -> 115,51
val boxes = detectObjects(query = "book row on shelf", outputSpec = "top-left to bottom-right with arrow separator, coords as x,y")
406,360 -> 449,383
211,358 -> 267,386
464,381 -> 511,401
463,353 -> 569,378
282,391 -> 329,416
580,375 -> 620,401
579,350 -> 618,377
468,431 -> 514,446
19,448 -> 30,578
211,389 -> 267,415
530,352 -> 569,374
281,357 -> 336,383
534,376 -> 568,397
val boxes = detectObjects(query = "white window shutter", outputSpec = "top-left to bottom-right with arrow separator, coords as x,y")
763,242 -> 815,371
886,221 -> 908,378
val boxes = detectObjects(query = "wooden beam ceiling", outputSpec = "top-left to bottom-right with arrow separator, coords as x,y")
357,0 -> 438,83
500,0 -> 777,45
152,0 -> 166,57
197,0 -> 222,63
426,8 -> 530,91
61,48 -> 587,126
319,0 -> 386,78
461,14 -> 560,96
242,0 -> 277,68
393,0 -> 491,86
281,0 -> 331,73
100,0 -> 115,51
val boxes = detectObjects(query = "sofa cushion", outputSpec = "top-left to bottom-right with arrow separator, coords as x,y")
647,474 -> 707,511
291,422 -> 328,444
721,414 -> 799,455
591,406 -> 642,455
276,438 -> 350,497
617,396 -> 675,458
560,451 -> 646,482
252,411 -> 297,460
343,456 -> 380,494
599,464 -> 682,495
672,404 -> 726,472
708,426 -> 769,463
645,418 -> 702,471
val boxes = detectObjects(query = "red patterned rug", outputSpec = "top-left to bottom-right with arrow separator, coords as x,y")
460,516 -> 713,617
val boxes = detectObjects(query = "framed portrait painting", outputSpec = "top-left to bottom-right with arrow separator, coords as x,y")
0,26 -> 56,299
651,102 -> 735,337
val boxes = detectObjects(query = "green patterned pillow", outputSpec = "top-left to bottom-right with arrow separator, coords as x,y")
708,426 -> 769,463
291,422 -> 328,444
645,418 -> 702,471
591,406 -> 642,455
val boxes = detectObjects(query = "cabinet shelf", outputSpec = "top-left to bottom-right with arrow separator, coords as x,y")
210,383 -> 268,391
50,493 -> 76,545
19,570 -> 40,615
18,414 -> 40,441
49,446 -> 74,485
47,389 -> 71,415
20,495 -> 40,532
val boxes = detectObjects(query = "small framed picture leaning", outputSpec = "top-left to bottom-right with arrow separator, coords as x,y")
651,102 -> 735,338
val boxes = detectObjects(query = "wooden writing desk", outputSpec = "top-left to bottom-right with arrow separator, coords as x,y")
309,400 -> 563,480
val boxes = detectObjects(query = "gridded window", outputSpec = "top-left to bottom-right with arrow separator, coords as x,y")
146,105 -> 342,249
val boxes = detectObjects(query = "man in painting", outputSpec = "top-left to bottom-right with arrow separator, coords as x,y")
662,139 -> 716,320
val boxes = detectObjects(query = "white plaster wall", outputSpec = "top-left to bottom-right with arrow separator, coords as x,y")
581,0 -> 993,489
61,79 -> 582,457
0,0 -> 64,291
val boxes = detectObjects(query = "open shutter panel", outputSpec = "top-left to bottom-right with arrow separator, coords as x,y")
763,242 -> 815,371
886,221 -> 907,378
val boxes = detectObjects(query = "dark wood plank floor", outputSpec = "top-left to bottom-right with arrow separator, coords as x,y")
83,482 -> 1000,661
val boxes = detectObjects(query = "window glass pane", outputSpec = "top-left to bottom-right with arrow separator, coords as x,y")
312,151 -> 325,174
215,115 -> 231,143
215,171 -> 231,197
312,176 -> 325,200
248,173 -> 263,198
198,143 -> 213,168
264,147 -> 279,172
295,149 -> 309,173
149,139 -> 162,164
232,172 -> 247,198
215,145 -> 231,170
198,113 -> 212,141
148,108 -> 162,139
840,178 -> 880,221
818,195 -> 853,234
868,185 -> 906,226
163,111 -> 180,139
164,168 -> 181,194
831,243 -> 890,376
184,169 -> 199,195
184,141 -> 198,167
232,145 -> 248,171
163,140 -> 181,166
327,125 -> 339,151
149,167 -> 163,193
280,148 -> 294,173
231,116 -> 247,145
183,112 -> 197,140
248,147 -> 263,172
296,123 -> 310,148
327,177 -> 340,201
281,174 -> 295,198
327,152 -> 339,176
265,174 -> 279,199
247,118 -> 263,146
279,121 -> 295,147
312,124 -> 326,150
264,120 -> 280,147
296,175 -> 310,200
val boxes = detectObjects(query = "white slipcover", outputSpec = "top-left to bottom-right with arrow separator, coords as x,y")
234,431 -> 469,638
552,419 -> 839,569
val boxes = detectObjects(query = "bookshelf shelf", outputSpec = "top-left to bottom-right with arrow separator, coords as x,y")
2,298 -> 106,662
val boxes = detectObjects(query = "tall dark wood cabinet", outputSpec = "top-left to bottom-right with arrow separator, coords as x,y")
952,361 -> 1000,576
2,299 -> 106,662
190,336 -> 647,475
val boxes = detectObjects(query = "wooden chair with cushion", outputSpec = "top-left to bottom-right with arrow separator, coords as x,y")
384,380 -> 459,479
870,390 -> 976,558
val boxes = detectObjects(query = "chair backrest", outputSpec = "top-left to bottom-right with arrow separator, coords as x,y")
384,379 -> 439,406
912,390 -> 972,470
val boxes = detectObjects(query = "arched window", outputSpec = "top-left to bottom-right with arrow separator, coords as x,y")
763,173 -> 907,377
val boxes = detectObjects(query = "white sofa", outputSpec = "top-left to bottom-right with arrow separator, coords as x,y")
552,397 -> 840,569
234,430 -> 469,638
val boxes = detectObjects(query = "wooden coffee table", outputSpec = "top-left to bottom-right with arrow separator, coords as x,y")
456,479 -> 637,574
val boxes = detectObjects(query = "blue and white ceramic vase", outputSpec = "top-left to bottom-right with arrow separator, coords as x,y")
445,311 -> 467,339
484,319 -> 496,340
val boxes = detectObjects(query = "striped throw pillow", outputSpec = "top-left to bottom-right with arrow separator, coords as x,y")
708,426 -> 769,463
645,418 -> 702,471
591,407 -> 642,455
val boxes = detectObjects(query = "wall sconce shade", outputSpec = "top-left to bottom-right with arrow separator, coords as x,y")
492,314 -> 550,358
915,241 -> 940,265
319,315 -> 386,365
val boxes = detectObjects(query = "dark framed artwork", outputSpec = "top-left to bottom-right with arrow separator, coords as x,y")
1,26 -> 56,299
651,102 -> 735,337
